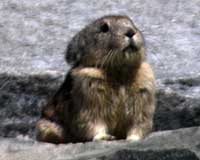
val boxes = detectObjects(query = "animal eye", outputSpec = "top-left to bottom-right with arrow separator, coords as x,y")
100,22 -> 109,33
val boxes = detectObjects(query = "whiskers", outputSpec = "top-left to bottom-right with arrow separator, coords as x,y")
99,49 -> 116,69
94,49 -> 138,72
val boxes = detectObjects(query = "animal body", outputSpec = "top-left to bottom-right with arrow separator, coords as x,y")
36,15 -> 156,143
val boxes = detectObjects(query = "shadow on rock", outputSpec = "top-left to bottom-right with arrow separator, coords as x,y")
98,149 -> 200,160
154,91 -> 200,131
0,73 -> 200,139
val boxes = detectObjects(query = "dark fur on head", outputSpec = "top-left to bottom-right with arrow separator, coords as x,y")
66,15 -> 145,71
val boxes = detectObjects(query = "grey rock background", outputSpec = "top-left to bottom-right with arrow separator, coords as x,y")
1,127 -> 200,160
0,0 -> 200,159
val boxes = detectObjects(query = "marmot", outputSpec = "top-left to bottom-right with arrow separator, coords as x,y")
36,15 -> 156,143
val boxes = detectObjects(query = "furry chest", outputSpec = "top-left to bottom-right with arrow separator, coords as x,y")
71,77 -> 136,127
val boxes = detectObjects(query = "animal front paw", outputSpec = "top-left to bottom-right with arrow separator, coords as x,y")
126,133 -> 142,142
93,132 -> 115,141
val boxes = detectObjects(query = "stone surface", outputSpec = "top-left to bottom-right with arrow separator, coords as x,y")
0,127 -> 200,160
0,0 -> 200,159
0,73 -> 63,138
0,0 -> 200,80
96,149 -> 199,160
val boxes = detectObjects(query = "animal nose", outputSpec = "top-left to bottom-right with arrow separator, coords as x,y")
125,29 -> 135,38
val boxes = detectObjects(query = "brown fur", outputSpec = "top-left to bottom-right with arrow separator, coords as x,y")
36,15 -> 156,143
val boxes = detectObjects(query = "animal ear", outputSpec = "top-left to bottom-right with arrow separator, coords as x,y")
65,39 -> 82,66
65,44 -> 76,65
